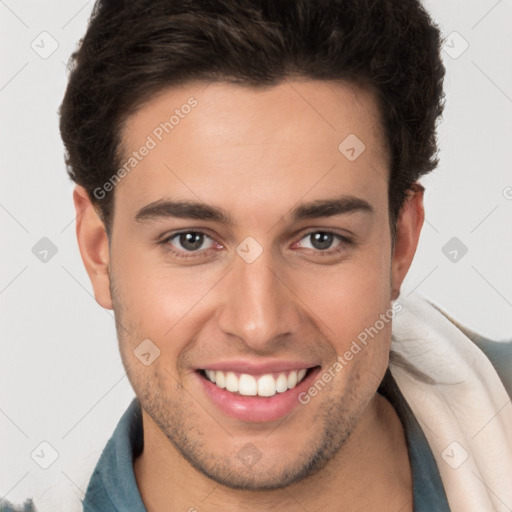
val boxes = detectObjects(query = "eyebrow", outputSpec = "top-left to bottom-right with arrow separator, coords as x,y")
134,195 -> 374,225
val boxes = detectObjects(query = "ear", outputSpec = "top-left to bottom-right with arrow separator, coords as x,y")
73,185 -> 113,310
391,183 -> 425,301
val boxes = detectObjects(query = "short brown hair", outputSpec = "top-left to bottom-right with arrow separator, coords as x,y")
59,0 -> 446,238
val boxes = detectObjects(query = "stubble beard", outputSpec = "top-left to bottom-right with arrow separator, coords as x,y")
110,277 -> 377,491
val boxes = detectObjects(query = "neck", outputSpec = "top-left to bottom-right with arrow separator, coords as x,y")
134,392 -> 412,512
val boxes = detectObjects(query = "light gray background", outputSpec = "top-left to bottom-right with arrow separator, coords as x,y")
1,0 -> 511,510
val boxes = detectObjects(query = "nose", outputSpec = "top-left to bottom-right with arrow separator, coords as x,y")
216,247 -> 300,352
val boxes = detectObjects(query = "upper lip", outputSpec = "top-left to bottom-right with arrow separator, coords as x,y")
196,360 -> 319,375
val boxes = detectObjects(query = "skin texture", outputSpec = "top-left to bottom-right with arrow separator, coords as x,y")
74,79 -> 424,511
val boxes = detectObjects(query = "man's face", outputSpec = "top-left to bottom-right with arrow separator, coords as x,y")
100,79 -> 401,488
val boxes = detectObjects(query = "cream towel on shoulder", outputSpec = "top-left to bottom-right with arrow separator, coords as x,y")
390,293 -> 512,512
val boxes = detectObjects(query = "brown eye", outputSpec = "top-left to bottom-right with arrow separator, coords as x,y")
298,231 -> 349,252
308,232 -> 335,250
176,232 -> 206,251
163,231 -> 215,254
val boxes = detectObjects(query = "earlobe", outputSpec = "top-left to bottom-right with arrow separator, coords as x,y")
390,183 -> 425,301
73,185 -> 113,310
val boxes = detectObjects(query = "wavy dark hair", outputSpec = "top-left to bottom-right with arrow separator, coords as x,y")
59,0 -> 446,240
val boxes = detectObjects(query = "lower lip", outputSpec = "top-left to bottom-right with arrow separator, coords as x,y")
196,367 -> 321,423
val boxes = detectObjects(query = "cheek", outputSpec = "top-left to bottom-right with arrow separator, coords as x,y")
112,226 -> 393,359
289,244 -> 393,386
112,241 -> 214,336
292,251 -> 392,340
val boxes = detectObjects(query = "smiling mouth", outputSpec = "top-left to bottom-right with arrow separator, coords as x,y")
197,367 -> 318,397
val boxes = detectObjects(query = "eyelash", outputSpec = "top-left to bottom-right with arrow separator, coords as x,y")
159,230 -> 353,260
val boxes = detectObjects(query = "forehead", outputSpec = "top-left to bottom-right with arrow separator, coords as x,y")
115,79 -> 389,219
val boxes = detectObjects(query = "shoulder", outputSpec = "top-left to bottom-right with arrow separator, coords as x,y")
429,301 -> 512,398
459,327 -> 512,399
0,498 -> 37,512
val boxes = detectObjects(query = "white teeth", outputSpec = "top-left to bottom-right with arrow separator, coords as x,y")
215,370 -> 225,388
257,374 -> 277,397
239,374 -> 257,396
287,370 -> 298,389
204,368 -> 310,396
225,372 -> 239,392
275,373 -> 288,393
